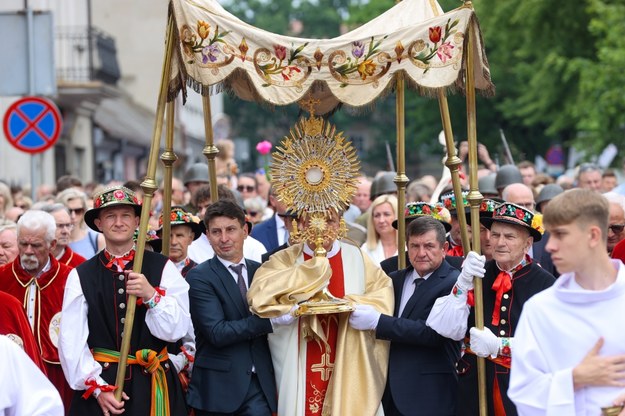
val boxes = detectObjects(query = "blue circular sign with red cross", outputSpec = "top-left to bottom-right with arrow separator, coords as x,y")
3,97 -> 62,154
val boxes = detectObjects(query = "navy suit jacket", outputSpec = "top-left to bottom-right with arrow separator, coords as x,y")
532,231 -> 558,277
185,256 -> 277,413
250,215 -> 280,252
376,260 -> 461,416
380,253 -> 463,276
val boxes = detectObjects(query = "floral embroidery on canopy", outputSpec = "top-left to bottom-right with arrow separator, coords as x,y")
180,21 -> 235,68
168,0 -> 494,113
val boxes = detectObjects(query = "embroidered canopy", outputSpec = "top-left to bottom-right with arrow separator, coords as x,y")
167,0 -> 494,113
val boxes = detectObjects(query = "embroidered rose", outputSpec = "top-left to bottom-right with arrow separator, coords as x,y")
436,42 -> 454,63
429,26 -> 442,43
515,209 -> 525,220
113,190 -> 125,200
281,65 -> 301,81
423,204 -> 431,214
95,197 -> 103,208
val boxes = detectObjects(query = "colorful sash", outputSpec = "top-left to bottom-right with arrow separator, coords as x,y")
93,347 -> 170,416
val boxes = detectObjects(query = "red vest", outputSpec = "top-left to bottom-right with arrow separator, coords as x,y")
58,246 -> 86,268
0,290 -> 47,373
0,255 -> 71,363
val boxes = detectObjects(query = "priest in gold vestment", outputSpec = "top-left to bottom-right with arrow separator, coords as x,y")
248,210 -> 393,416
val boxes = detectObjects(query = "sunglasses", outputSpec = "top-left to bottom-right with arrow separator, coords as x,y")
68,207 -> 85,215
609,224 -> 625,233
248,211 -> 259,216
237,185 -> 256,192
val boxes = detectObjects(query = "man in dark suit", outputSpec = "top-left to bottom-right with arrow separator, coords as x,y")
349,216 -> 470,415
380,201 -> 461,275
251,186 -> 289,252
186,200 -> 282,415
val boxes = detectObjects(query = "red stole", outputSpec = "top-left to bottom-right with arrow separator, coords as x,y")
303,251 -> 345,416
0,256 -> 71,363
0,291 -> 48,374
0,256 -> 74,411
58,246 -> 86,268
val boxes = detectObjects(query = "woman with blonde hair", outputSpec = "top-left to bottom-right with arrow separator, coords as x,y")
56,188 -> 104,259
361,194 -> 398,265
0,182 -> 13,219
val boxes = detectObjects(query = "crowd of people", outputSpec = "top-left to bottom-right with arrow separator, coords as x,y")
1,149 -> 625,416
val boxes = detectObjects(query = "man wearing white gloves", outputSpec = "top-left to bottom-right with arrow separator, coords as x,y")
350,216 -> 462,415
427,202 -> 555,415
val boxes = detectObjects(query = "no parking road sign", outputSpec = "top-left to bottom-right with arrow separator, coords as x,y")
3,96 -> 62,154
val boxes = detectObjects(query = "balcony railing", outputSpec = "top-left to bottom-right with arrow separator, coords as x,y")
55,26 -> 120,85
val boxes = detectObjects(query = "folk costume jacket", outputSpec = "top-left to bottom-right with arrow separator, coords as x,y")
59,250 -> 191,416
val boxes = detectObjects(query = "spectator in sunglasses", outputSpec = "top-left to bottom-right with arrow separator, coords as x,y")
244,196 -> 266,225
56,188 -> 105,259
236,173 -> 258,201
603,193 -> 625,255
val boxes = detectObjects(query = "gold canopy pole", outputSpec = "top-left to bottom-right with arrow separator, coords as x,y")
395,73 -> 409,270
202,96 -> 219,203
464,3 -> 487,414
114,16 -> 175,399
440,94 -> 471,255
160,101 -> 177,257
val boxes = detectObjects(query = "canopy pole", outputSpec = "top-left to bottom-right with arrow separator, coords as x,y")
395,72 -> 409,269
463,4 -> 488,414
201,96 -> 219,203
160,101 -> 177,256
114,15 -> 176,399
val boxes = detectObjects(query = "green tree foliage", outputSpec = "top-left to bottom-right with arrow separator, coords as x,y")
476,0 -> 625,161
218,0 -> 625,173
575,0 -> 625,152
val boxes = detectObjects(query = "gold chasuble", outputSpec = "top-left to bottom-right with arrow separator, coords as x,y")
248,242 -> 393,415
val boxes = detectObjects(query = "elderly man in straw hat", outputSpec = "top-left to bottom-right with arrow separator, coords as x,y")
427,202 -> 556,415
59,185 -> 191,416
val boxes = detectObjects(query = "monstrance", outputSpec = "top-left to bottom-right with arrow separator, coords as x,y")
270,99 -> 360,316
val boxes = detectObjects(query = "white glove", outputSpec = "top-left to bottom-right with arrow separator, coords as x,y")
270,305 -> 299,327
348,304 -> 381,331
456,251 -> 486,291
469,327 -> 500,358
169,353 -> 187,373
